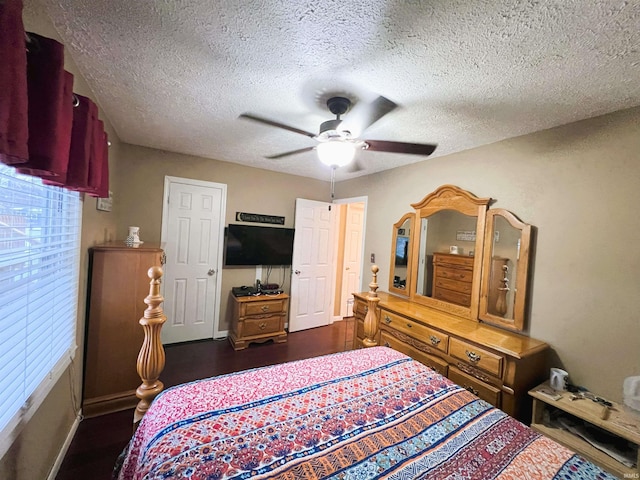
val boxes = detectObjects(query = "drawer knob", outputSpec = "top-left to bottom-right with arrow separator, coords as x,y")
429,335 -> 441,346
261,305 -> 270,312
406,323 -> 412,328
384,315 -> 392,324
466,350 -> 481,363
258,322 -> 267,330
464,385 -> 479,396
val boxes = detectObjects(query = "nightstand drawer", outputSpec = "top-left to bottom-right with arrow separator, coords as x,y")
449,366 -> 501,407
449,337 -> 503,377
244,299 -> 286,316
242,315 -> 282,336
381,332 -> 448,376
380,310 -> 448,353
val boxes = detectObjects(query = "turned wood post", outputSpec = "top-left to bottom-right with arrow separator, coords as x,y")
363,264 -> 380,347
133,266 -> 166,429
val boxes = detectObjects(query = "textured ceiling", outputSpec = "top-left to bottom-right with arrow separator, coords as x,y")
25,0 -> 640,181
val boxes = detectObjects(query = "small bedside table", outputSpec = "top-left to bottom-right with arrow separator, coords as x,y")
529,382 -> 640,478
229,293 -> 289,350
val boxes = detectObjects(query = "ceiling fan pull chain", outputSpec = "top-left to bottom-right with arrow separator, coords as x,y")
330,167 -> 336,199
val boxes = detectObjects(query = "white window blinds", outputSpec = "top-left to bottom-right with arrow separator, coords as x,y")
0,163 -> 81,454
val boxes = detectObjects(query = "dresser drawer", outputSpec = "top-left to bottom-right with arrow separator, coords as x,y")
449,337 -> 503,377
434,276 -> 473,294
434,253 -> 474,268
435,266 -> 474,283
353,299 -> 368,319
242,315 -> 283,336
381,332 -> 448,376
244,299 -> 286,316
433,288 -> 471,306
380,310 -> 448,353
448,366 -> 501,407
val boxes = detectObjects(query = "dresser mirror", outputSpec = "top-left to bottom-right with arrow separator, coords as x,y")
479,209 -> 532,331
388,213 -> 414,296
409,185 -> 490,320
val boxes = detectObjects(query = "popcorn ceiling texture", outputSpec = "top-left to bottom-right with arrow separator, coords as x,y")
27,0 -> 640,180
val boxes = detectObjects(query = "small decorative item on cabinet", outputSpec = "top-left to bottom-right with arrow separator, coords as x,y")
125,226 -> 143,246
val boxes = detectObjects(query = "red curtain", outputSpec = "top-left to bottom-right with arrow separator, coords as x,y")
0,1 -> 109,197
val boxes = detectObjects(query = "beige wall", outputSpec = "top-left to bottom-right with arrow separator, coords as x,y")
336,106 -> 640,404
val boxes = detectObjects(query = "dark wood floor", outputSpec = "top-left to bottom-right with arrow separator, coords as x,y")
56,320 -> 354,480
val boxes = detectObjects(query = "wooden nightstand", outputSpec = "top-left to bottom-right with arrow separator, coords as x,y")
229,293 -> 289,350
529,382 -> 640,478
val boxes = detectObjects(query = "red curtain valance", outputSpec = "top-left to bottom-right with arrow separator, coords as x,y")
0,0 -> 109,198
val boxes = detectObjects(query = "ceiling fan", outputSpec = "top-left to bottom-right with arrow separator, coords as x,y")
239,95 -> 437,170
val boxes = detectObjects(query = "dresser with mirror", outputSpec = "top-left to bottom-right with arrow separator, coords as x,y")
354,185 -> 547,422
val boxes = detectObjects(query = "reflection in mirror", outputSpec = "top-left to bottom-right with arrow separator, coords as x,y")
409,184 -> 490,320
415,210 -> 478,303
480,209 -> 532,331
388,213 -> 414,296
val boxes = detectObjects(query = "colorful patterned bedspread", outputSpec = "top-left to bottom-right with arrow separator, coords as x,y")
115,347 -> 615,479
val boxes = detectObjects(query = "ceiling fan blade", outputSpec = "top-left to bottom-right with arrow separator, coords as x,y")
365,140 -> 437,156
239,113 -> 317,138
341,95 -> 398,137
265,146 -> 315,159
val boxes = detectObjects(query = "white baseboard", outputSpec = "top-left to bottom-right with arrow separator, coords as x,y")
47,411 -> 82,480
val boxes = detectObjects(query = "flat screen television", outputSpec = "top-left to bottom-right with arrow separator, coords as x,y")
224,224 -> 295,266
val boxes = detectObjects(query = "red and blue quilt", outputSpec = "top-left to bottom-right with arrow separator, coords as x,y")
115,347 -> 615,479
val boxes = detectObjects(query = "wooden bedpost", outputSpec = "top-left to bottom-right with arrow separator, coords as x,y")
363,264 -> 380,347
133,266 -> 166,429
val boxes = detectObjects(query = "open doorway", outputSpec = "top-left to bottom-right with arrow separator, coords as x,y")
288,196 -> 367,332
332,196 -> 367,321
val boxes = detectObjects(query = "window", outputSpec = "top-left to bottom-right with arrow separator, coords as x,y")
0,163 -> 81,456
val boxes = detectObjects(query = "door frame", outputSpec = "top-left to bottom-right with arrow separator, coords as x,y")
332,195 -> 368,321
160,175 -> 228,339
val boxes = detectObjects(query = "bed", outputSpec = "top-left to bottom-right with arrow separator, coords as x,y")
115,346 -> 615,479
117,267 -> 618,479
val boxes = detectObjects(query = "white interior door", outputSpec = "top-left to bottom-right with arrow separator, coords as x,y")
160,176 -> 227,343
339,202 -> 365,318
288,198 -> 335,332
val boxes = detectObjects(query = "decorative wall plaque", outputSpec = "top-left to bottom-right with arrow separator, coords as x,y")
235,212 -> 285,225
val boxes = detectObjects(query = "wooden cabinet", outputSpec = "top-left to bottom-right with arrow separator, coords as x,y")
530,382 -> 640,478
229,294 -> 289,350
353,291 -> 549,422
432,252 -> 474,307
83,243 -> 164,417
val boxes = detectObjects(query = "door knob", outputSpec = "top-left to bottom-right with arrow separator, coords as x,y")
207,269 -> 216,276
294,270 -> 301,275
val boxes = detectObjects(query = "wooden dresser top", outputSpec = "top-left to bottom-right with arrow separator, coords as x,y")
354,291 -> 548,359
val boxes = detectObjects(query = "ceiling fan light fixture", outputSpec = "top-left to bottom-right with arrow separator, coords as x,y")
316,141 -> 356,168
